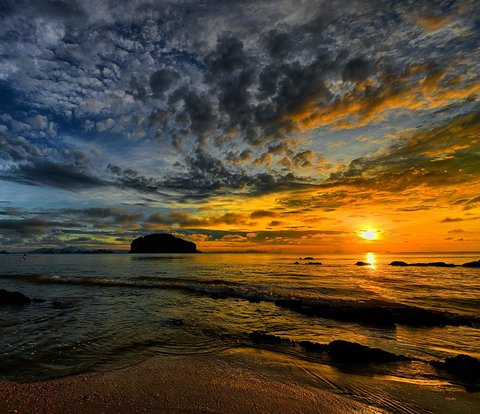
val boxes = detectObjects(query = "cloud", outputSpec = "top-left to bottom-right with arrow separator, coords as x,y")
5,160 -> 103,189
322,111 -> 480,192
250,210 -> 279,219
441,217 -> 463,223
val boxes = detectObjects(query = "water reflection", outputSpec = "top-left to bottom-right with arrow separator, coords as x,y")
366,252 -> 376,266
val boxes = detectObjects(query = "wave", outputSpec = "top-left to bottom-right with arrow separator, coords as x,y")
1,273 -> 479,329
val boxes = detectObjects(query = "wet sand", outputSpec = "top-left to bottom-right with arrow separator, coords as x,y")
0,352 -> 381,414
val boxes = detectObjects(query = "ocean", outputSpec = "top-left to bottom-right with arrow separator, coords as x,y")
1,252 -> 479,413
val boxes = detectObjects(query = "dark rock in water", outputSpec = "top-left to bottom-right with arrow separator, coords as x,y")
390,261 -> 408,266
330,306 -> 395,327
390,260 -> 456,267
274,298 -> 304,311
293,261 -> 300,264
392,306 -> 450,327
463,260 -> 480,268
247,297 -> 261,303
0,289 -> 31,305
210,292 -> 228,300
355,261 -> 371,266
305,262 -> 322,265
0,250 -> 10,254
413,262 -> 456,267
433,354 -> 480,381
249,331 -> 292,344
129,233 -> 199,254
327,340 -> 407,363
32,298 -> 46,303
299,340 -> 328,353
167,318 -> 184,326
303,257 -> 314,260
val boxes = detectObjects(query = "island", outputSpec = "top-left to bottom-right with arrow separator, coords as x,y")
129,233 -> 199,254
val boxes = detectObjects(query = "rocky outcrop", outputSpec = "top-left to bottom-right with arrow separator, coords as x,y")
129,233 -> 199,253
355,261 -> 371,266
249,331 -> 292,345
462,260 -> 480,268
273,298 -> 475,328
433,354 -> 480,381
327,340 -> 407,363
390,261 -> 456,267
0,289 -> 31,306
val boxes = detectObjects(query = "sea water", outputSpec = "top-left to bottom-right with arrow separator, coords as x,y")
1,252 -> 479,412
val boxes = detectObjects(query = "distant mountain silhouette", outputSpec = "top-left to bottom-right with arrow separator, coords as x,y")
129,233 -> 199,253
28,246 -> 114,254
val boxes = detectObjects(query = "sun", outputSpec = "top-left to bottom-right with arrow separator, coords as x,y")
359,229 -> 378,240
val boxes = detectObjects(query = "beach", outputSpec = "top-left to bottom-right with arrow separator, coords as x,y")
0,350 -> 380,414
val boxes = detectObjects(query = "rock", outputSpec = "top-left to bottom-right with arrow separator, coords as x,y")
391,306 -> 449,326
434,354 -> 480,381
390,261 -> 408,266
462,260 -> 480,268
129,233 -> 199,253
293,261 -> 300,264
274,298 -> 304,311
327,340 -> 407,363
299,340 -> 328,353
305,262 -> 322,265
0,250 -> 10,254
249,331 -> 292,344
330,306 -> 395,327
247,297 -> 261,303
303,257 -> 314,260
32,298 -> 46,303
167,318 -> 184,326
355,261 -> 371,266
0,289 -> 31,306
412,262 -> 456,267
210,292 -> 228,300
389,261 -> 456,267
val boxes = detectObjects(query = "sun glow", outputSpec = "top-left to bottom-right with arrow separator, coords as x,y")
359,229 -> 378,240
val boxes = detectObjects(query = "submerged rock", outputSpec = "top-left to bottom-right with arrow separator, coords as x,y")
389,261 -> 456,267
0,289 -> 31,306
299,340 -> 328,353
434,354 -> 480,381
305,262 -> 322,265
129,233 -> 199,254
355,261 -> 371,266
249,331 -> 292,344
327,340 -> 407,363
390,261 -> 408,266
462,260 -> 480,268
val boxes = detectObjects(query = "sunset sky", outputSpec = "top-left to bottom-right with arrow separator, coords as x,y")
0,0 -> 479,252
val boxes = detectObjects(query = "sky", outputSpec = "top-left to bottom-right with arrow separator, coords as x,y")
0,0 -> 479,253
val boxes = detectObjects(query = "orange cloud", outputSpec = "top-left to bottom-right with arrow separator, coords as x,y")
416,15 -> 450,31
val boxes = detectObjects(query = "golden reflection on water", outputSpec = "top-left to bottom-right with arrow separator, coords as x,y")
366,252 -> 376,266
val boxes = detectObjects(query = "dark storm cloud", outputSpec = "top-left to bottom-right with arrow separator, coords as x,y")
62,208 -> 143,225
5,160 -> 103,189
341,57 -> 373,82
150,69 -> 180,98
0,216 -> 80,235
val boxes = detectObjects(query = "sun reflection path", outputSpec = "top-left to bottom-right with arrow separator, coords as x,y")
366,252 -> 376,266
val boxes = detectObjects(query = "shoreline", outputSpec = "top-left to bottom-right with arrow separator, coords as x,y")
0,350 -> 381,414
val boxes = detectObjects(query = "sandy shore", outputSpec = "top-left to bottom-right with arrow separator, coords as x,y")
0,351 -> 382,414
